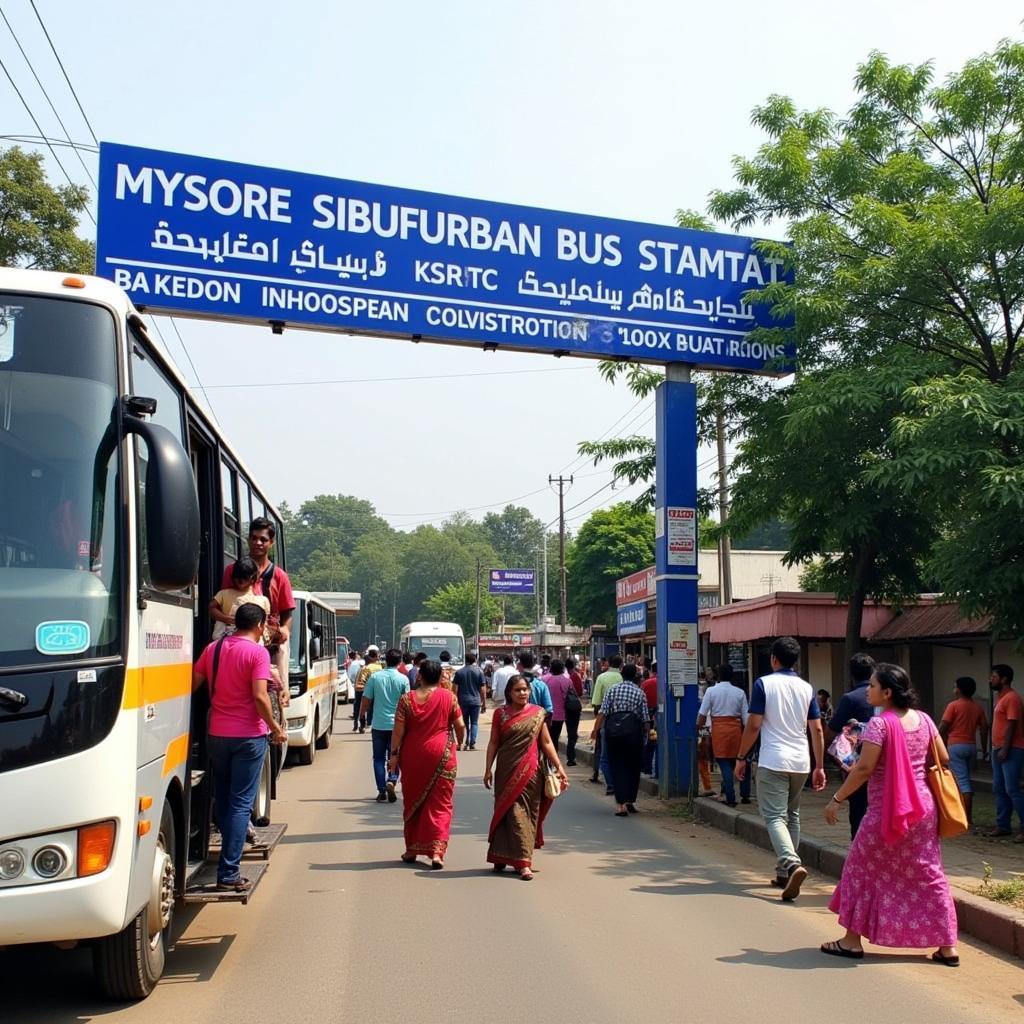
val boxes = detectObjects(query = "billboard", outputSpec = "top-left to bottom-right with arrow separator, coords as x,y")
488,569 -> 535,595
96,143 -> 794,373
617,600 -> 648,637
615,566 -> 656,606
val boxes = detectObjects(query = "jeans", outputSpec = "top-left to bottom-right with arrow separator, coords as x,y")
352,692 -> 366,729
993,747 -> 1024,831
716,757 -> 751,803
459,702 -> 480,746
564,706 -> 581,763
371,728 -> 399,793
209,734 -> 268,883
756,766 -> 805,876
947,742 -> 977,794
549,718 -> 564,750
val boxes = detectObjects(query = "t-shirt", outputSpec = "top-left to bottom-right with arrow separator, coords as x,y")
591,670 -> 623,710
641,675 -> 658,711
356,661 -> 383,692
362,667 -> 410,730
828,681 -> 873,733
211,588 -> 271,641
529,676 -> 553,715
544,673 -> 574,721
698,681 -> 749,723
748,669 -> 819,773
492,664 -> 517,700
993,688 -> 1024,750
453,665 -> 486,706
941,697 -> 988,747
195,634 -> 272,738
347,659 -> 364,684
221,561 -> 295,628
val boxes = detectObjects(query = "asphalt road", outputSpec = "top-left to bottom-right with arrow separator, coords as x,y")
6,708 -> 1024,1024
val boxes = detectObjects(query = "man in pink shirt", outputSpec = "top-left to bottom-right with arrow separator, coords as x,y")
193,602 -> 286,890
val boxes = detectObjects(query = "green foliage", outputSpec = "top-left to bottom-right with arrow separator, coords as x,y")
423,580 -> 501,638
0,147 -> 93,273
565,503 -> 654,628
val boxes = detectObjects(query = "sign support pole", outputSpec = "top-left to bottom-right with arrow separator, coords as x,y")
655,363 -> 700,798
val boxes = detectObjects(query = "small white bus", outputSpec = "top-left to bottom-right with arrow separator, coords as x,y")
286,592 -> 339,765
399,622 -> 466,668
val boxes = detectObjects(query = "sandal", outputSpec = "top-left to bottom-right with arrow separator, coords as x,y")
215,877 -> 252,892
518,868 -> 533,881
820,940 -> 863,960
400,853 -> 417,863
430,858 -> 444,870
931,951 -> 960,967
626,803 -> 639,814
492,864 -> 507,873
615,810 -> 629,817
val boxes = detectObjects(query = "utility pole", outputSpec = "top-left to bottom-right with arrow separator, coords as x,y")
474,557 -> 482,652
549,474 -> 573,631
715,408 -> 733,606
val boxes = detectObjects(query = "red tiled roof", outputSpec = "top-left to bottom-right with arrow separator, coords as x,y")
869,604 -> 992,642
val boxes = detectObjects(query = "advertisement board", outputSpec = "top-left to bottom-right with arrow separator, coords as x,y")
616,600 -> 648,636
487,569 -> 536,595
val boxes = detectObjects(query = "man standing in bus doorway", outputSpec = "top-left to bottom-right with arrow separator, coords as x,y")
192,603 -> 287,891
360,649 -> 410,802
222,517 -> 296,707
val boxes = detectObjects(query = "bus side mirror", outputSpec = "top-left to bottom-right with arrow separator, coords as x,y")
123,412 -> 200,591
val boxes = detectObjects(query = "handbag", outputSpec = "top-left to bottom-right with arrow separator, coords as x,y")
544,760 -> 563,799
564,684 -> 582,716
926,731 -> 969,839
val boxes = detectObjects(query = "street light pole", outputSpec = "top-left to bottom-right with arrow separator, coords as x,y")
474,557 -> 482,652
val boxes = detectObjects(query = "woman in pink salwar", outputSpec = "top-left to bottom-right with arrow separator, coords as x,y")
822,663 -> 959,966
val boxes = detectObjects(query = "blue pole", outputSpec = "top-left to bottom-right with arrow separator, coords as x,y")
655,364 -> 700,797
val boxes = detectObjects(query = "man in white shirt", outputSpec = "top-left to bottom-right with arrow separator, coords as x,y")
735,637 -> 825,902
492,654 -> 518,703
697,663 -> 749,806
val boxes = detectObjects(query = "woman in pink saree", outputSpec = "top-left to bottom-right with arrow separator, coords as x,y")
822,663 -> 959,965
389,659 -> 465,869
483,675 -> 569,880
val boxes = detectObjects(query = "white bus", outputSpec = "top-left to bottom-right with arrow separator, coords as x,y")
0,269 -> 288,999
399,622 -> 466,668
286,591 -> 339,765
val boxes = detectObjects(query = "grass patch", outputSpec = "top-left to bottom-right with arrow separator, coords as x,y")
976,861 -> 1024,911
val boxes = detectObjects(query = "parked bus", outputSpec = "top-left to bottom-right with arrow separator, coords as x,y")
399,622 -> 466,668
336,633 -> 354,702
0,270 -> 287,999
286,592 -> 338,764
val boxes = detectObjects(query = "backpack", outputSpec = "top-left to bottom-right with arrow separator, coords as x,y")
605,708 -> 644,741
564,680 -> 582,716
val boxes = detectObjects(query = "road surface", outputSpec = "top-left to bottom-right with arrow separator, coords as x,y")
5,709 -> 1023,1023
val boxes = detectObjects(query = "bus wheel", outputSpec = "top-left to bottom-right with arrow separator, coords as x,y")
93,803 -> 175,1000
316,702 -> 333,749
252,747 -> 272,827
297,714 -> 317,765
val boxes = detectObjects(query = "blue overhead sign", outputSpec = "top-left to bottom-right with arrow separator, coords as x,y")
488,569 -> 536,596
96,143 -> 793,373
617,600 -> 648,637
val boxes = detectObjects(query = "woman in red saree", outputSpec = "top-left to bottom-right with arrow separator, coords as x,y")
389,659 -> 465,869
484,675 -> 569,880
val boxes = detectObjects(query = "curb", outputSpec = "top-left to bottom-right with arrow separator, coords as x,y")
693,797 -> 1024,961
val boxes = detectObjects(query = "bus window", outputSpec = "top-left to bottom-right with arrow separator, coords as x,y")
221,460 -> 241,568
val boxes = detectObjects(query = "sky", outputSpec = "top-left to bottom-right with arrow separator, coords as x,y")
1,0 -> 1020,535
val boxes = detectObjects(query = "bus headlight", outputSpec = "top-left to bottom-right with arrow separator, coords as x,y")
289,717 -> 306,730
0,848 -> 26,880
32,846 -> 68,879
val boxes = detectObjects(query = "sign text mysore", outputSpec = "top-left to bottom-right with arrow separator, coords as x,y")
488,569 -> 535,596
96,144 -> 794,373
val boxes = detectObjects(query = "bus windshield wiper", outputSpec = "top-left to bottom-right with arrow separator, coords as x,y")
0,686 -> 28,709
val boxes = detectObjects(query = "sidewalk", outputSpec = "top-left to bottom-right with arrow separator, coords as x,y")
567,710 -> 1024,959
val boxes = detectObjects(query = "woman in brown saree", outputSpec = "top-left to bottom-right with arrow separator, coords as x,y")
483,675 -> 569,880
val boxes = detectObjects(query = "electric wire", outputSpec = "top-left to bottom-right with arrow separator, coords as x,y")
0,132 -> 96,150
0,4 -> 96,187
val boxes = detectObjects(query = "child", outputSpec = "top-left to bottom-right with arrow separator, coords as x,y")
209,557 -> 271,641
828,718 -> 864,773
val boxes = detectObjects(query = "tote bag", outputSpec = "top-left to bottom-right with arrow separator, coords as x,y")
926,733 -> 969,839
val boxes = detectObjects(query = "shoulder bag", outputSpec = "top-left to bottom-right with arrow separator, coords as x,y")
564,678 -> 582,716
925,721 -> 969,839
544,759 -> 563,799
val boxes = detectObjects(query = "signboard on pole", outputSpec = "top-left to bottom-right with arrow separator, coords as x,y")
488,569 -> 535,595
96,143 -> 794,374
665,506 -> 697,567
615,566 -> 655,606
616,600 -> 648,637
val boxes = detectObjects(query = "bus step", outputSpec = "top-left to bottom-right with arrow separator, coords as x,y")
208,823 -> 288,862
190,769 -> 205,788
182,861 -> 269,905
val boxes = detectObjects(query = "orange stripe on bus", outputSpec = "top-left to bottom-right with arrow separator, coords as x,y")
122,663 -> 191,709
161,732 -> 190,778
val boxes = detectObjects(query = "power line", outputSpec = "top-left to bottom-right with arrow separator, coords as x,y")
0,132 -> 96,151
202,364 -> 592,390
557,393 -> 647,475
27,0 -> 97,146
0,4 -> 96,187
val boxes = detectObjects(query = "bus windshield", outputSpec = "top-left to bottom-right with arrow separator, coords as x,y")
407,635 -> 465,664
288,599 -> 306,674
0,294 -> 122,668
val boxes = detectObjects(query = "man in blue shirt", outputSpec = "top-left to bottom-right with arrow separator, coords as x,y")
361,648 -> 410,803
518,652 -> 553,716
825,652 -> 876,837
453,651 -> 487,750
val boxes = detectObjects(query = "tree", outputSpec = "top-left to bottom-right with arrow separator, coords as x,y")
0,147 -> 93,273
291,539 -> 350,592
423,580 -> 501,638
565,503 -> 654,628
286,494 -> 385,566
707,40 -> 1024,638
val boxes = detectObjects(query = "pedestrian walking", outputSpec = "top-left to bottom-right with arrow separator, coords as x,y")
641,661 -> 658,777
544,659 -> 574,753
453,651 -> 487,750
360,648 -> 410,803
438,650 -> 456,689
821,663 -> 959,965
354,646 -> 382,732
988,664 -> 1024,840
938,676 -> 988,830
696,664 -> 749,806
492,654 -> 517,703
191,603 -> 287,891
388,659 -> 465,868
825,654 -> 876,838
517,652 -> 553,715
483,675 -> 568,880
589,654 -> 622,790
591,663 -> 650,817
563,655 -> 584,766
734,637 -> 826,902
